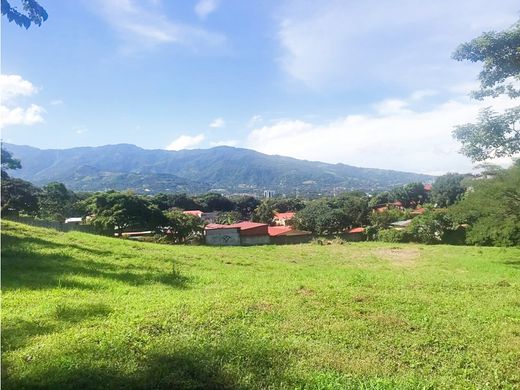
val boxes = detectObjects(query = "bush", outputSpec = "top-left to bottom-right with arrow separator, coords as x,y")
377,229 -> 409,243
407,211 -> 451,244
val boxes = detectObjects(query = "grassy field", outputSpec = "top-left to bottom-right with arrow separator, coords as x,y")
1,220 -> 520,389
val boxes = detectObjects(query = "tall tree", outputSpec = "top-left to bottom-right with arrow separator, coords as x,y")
452,20 -> 520,161
1,148 -> 22,178
38,182 -> 77,222
430,173 -> 468,207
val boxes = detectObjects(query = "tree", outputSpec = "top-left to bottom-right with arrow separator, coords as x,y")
252,200 -> 276,223
448,161 -> 520,246
452,20 -> 520,161
162,210 -> 205,244
1,177 -> 40,216
407,210 -> 451,244
83,192 -> 165,236
1,148 -> 21,179
1,0 -> 48,28
232,196 -> 260,219
196,193 -> 235,212
293,200 -> 349,235
38,182 -> 77,222
430,173 -> 468,207
214,211 -> 242,225
331,192 -> 370,226
390,182 -> 429,208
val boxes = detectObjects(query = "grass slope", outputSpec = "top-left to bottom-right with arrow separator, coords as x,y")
2,221 -> 519,389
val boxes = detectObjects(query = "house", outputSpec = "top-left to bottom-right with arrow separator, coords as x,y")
345,227 -> 366,241
205,221 -> 270,246
373,201 -> 404,213
273,211 -> 295,226
268,226 -> 312,244
183,210 -> 220,223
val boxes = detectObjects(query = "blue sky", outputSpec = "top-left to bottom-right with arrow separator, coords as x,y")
1,0 -> 519,174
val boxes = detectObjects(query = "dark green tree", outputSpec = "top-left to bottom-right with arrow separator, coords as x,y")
162,210 -> 205,243
232,196 -> 260,219
1,177 -> 40,216
293,200 -> 349,235
214,211 -> 242,225
448,161 -> 520,246
452,20 -> 520,161
38,182 -> 78,222
83,192 -> 165,236
1,148 -> 21,179
430,173 -> 468,207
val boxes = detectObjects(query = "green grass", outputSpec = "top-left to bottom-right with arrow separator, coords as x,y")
2,220 -> 520,389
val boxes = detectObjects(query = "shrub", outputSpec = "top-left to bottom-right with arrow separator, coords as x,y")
407,211 -> 451,244
377,229 -> 409,243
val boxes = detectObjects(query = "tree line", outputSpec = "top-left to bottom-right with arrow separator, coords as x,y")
3,146 -> 519,246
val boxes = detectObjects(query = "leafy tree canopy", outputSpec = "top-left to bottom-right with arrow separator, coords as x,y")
452,20 -> 520,161
1,0 -> 47,28
1,148 -> 21,178
448,161 -> 520,246
430,173 -> 468,207
1,177 -> 40,216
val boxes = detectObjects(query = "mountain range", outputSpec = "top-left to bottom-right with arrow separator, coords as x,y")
3,143 -> 434,196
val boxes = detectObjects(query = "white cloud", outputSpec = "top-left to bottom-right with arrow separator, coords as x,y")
166,134 -> 205,150
247,115 -> 263,128
276,0 -> 519,89
209,117 -> 225,128
0,74 -> 45,129
0,104 -> 45,128
92,0 -> 226,52
195,0 -> 219,19
0,74 -> 38,102
247,93 -> 518,174
50,99 -> 64,105
210,139 -> 239,147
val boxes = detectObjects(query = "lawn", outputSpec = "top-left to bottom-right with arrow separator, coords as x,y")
1,220 -> 519,389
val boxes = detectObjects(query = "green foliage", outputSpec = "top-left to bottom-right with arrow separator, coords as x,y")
369,208 -> 410,228
162,210 -> 205,243
452,20 -> 520,100
377,229 -> 409,243
1,177 -> 40,216
430,173 -> 468,207
293,200 -> 349,235
196,193 -> 235,212
452,20 -> 520,161
252,200 -> 276,223
214,211 -> 242,225
390,182 -> 429,208
453,106 -> 520,161
231,195 -> 260,219
83,191 -> 165,235
448,162 -> 520,246
369,191 -> 391,207
38,182 -> 78,222
407,211 -> 451,244
1,148 -> 22,177
330,192 -> 371,226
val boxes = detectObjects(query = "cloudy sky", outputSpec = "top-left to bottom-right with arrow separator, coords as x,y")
1,0 -> 519,174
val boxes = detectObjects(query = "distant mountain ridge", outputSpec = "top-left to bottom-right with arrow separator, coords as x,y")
3,143 -> 434,195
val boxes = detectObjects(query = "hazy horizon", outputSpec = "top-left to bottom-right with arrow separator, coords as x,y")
2,1 -> 519,175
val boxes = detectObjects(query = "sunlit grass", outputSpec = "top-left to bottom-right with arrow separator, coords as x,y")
2,220 -> 519,389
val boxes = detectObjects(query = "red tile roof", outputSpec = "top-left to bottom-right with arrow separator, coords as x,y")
348,227 -> 365,234
424,183 -> 433,191
268,226 -> 293,236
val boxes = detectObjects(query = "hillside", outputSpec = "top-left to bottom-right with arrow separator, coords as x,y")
2,221 -> 519,389
3,143 -> 434,195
